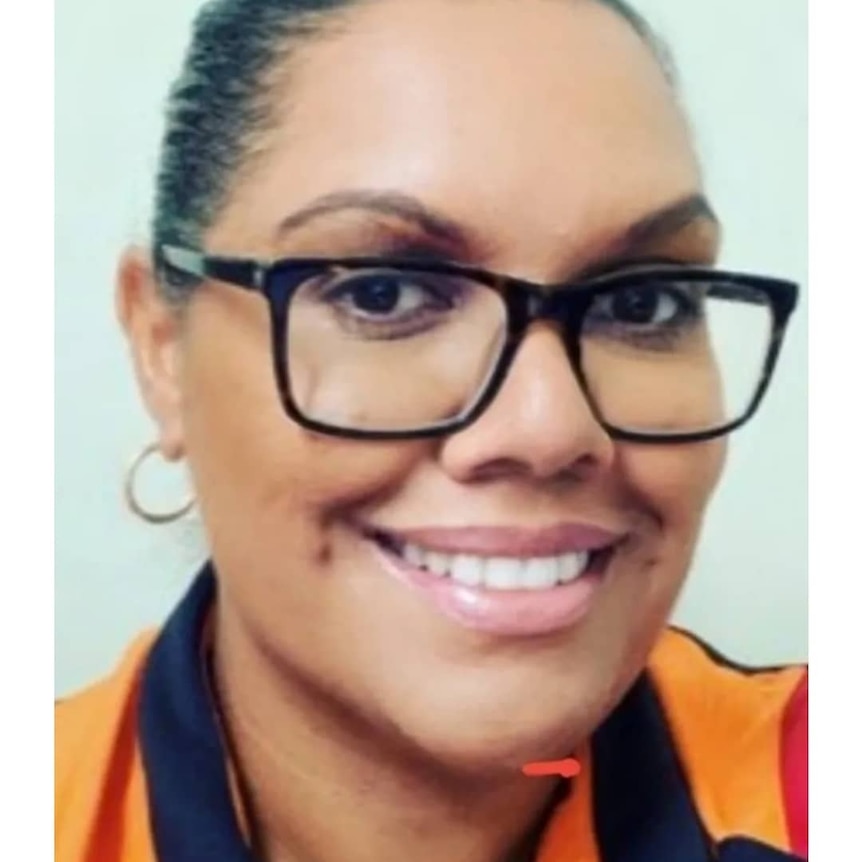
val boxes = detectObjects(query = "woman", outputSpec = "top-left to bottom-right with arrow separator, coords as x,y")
55,0 -> 807,860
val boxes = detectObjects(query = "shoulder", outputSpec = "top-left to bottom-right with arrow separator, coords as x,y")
55,633 -> 158,862
648,628 -> 807,857
56,633 -> 155,783
648,626 -> 807,721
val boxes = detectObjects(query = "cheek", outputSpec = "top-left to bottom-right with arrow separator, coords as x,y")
575,441 -> 727,701
177,294 -> 427,558
176,299 -> 442,702
616,438 -> 727,562
631,440 -> 725,513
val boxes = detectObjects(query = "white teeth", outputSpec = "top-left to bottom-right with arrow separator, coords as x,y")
484,557 -> 522,589
398,541 -> 593,590
559,552 -> 588,583
449,554 -> 485,586
403,543 -> 424,567
522,557 -> 560,590
424,552 -> 452,577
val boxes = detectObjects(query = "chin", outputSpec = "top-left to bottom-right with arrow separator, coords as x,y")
378,684 -> 600,779
415,717 -> 585,780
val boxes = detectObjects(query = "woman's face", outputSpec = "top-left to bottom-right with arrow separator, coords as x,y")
123,0 -> 725,772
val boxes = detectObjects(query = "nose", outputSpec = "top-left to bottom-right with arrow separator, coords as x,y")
439,323 -> 616,483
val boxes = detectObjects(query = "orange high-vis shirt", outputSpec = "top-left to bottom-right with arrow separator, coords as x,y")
56,567 -> 808,862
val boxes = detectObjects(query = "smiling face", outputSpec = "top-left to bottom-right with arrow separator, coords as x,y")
121,0 -> 726,774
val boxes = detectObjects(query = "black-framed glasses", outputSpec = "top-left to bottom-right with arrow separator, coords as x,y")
158,245 -> 799,444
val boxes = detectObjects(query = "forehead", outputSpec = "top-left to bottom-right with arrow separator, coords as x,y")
216,0 -> 703,268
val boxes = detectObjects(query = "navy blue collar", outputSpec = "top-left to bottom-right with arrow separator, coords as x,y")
138,566 -> 802,862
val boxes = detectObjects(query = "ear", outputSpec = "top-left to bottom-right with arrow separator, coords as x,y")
116,246 -> 187,461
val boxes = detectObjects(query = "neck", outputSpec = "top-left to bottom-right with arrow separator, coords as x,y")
211,612 -> 563,862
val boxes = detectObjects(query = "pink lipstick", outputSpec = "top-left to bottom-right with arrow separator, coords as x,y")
361,522 -> 622,637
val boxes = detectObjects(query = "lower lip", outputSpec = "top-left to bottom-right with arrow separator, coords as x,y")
366,538 -> 609,637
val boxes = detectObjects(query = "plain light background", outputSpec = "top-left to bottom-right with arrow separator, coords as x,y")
55,0 -> 808,696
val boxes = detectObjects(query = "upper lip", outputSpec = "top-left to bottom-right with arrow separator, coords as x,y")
363,523 -> 625,558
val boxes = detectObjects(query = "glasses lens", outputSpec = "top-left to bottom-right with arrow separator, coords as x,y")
285,266 -> 507,432
580,278 -> 774,436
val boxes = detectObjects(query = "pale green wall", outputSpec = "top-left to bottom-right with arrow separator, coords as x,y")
55,0 -> 807,695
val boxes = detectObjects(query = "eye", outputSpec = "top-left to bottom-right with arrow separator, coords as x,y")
323,270 -> 453,319
601,286 -> 682,326
582,281 -> 705,351
295,267 -> 474,342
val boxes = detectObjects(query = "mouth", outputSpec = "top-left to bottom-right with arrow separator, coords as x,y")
359,523 -> 622,637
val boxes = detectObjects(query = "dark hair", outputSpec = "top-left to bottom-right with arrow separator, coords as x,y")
152,0 -> 676,302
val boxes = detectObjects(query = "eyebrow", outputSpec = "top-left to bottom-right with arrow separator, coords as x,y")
274,188 -> 719,262
276,189 -> 472,248
617,193 -> 718,254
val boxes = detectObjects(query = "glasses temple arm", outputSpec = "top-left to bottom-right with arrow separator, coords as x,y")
159,245 -> 266,292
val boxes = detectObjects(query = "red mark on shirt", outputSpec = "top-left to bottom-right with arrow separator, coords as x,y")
521,758 -> 581,778
781,671 -> 808,858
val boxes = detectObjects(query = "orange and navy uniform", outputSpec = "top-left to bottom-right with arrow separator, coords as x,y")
56,565 -> 808,862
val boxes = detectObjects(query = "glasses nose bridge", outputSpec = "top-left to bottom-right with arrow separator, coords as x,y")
501,279 -> 592,392
510,277 -> 588,332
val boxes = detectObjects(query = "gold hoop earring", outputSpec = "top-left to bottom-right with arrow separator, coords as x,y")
124,443 -> 195,525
